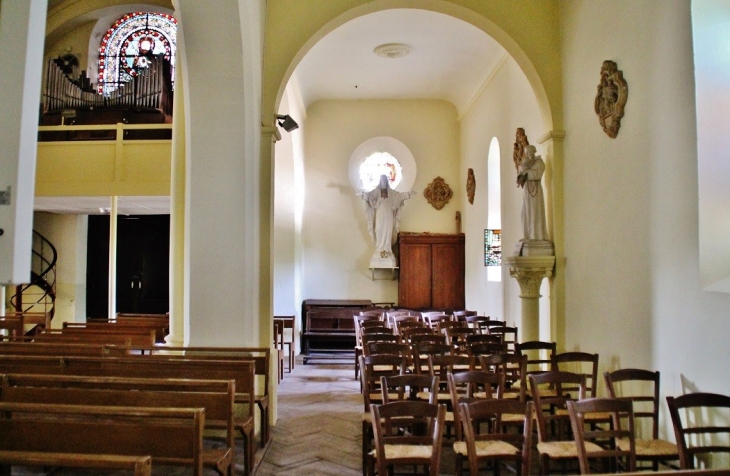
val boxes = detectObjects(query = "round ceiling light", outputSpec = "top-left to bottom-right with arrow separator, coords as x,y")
373,43 -> 410,59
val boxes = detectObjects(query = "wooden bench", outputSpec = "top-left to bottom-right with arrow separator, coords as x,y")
0,341 -> 113,356
1,374 -> 238,476
0,354 -> 256,474
114,346 -> 272,447
0,402 -> 204,475
39,328 -> 156,347
65,316 -> 169,343
29,332 -> 135,346
0,451 -> 152,476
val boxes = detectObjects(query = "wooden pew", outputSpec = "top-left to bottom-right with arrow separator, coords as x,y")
0,402 -> 204,475
1,374 -> 237,476
114,346 -> 272,447
30,332 -> 135,346
0,451 -> 152,476
39,327 -> 156,347
0,341 -> 112,357
65,315 -> 169,343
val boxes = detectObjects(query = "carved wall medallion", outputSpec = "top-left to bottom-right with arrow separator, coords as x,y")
424,177 -> 453,210
466,168 -> 476,205
513,127 -> 529,171
594,60 -> 628,138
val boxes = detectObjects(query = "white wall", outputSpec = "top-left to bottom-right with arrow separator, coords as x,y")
560,0 -> 730,439
460,55 -> 545,327
301,99 -> 460,303
32,212 -> 87,325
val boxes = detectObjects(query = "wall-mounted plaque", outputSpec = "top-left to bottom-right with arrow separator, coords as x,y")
595,60 -> 628,138
466,168 -> 476,205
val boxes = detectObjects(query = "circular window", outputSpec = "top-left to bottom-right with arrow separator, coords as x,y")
348,136 -> 416,192
359,152 -> 403,191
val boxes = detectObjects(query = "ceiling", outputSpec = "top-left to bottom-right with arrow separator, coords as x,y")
38,6 -> 505,215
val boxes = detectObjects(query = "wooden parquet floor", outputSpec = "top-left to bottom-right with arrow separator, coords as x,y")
255,363 -> 363,476
255,362 -> 463,476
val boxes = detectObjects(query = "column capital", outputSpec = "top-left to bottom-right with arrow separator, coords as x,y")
537,130 -> 566,145
504,255 -> 555,298
261,125 -> 281,143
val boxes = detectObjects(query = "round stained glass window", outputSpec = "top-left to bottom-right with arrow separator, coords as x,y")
359,152 -> 403,191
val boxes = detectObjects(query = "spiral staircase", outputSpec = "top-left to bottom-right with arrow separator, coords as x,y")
7,230 -> 57,335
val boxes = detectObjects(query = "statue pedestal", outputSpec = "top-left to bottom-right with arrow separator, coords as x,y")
504,255 -> 555,342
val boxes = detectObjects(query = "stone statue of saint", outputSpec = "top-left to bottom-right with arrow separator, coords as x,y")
516,145 -> 548,243
359,174 -> 416,267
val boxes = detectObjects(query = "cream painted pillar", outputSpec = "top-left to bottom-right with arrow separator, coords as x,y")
167,7 -> 186,346
176,0 -> 261,346
107,196 -> 118,319
262,125 -> 280,423
538,131 -> 566,347
504,256 -> 555,343
0,0 -> 47,285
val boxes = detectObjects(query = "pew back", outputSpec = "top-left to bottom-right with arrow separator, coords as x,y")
0,402 -> 204,475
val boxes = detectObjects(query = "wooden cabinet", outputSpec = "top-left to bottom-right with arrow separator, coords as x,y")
398,233 -> 465,311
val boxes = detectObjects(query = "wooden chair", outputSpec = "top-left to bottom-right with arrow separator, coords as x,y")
395,320 -> 428,336
529,371 -> 595,475
362,334 -> 400,354
400,326 -> 436,344
487,325 -> 518,352
666,392 -> 730,469
567,398 -> 637,474
448,370 -> 504,441
386,310 -> 420,329
423,312 -> 452,330
516,340 -> 556,375
451,310 -> 478,322
604,369 -> 678,470
467,341 -> 509,359
381,374 -> 439,404
455,399 -> 534,476
369,401 -> 446,476
365,342 -> 409,359
466,333 -> 502,346
412,342 -> 453,375
359,354 -> 407,476
465,315 -> 493,334
273,320 -> 286,382
551,351 -> 600,397
355,314 -> 385,380
427,354 -> 475,394
480,353 -> 528,402
445,326 -> 474,352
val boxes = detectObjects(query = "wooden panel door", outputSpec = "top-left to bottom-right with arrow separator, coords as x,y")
398,242 -> 432,309
431,242 -> 465,309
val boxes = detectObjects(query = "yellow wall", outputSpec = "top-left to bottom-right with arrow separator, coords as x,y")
36,125 -> 171,197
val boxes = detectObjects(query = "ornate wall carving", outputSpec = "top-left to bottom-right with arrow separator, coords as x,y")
594,60 -> 628,138
423,176 -> 453,210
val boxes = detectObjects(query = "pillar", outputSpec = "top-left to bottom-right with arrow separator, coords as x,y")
504,256 -> 555,343
0,0 -> 47,285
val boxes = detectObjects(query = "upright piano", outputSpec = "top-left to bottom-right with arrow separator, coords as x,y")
300,299 -> 376,364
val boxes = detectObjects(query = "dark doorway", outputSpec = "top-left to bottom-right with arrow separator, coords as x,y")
86,215 -> 170,318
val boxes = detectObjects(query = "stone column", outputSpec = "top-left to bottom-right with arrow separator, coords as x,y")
504,256 -> 555,343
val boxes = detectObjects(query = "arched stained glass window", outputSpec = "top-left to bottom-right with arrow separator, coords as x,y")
98,12 -> 177,96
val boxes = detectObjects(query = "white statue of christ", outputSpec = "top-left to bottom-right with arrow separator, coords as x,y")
359,174 -> 415,267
